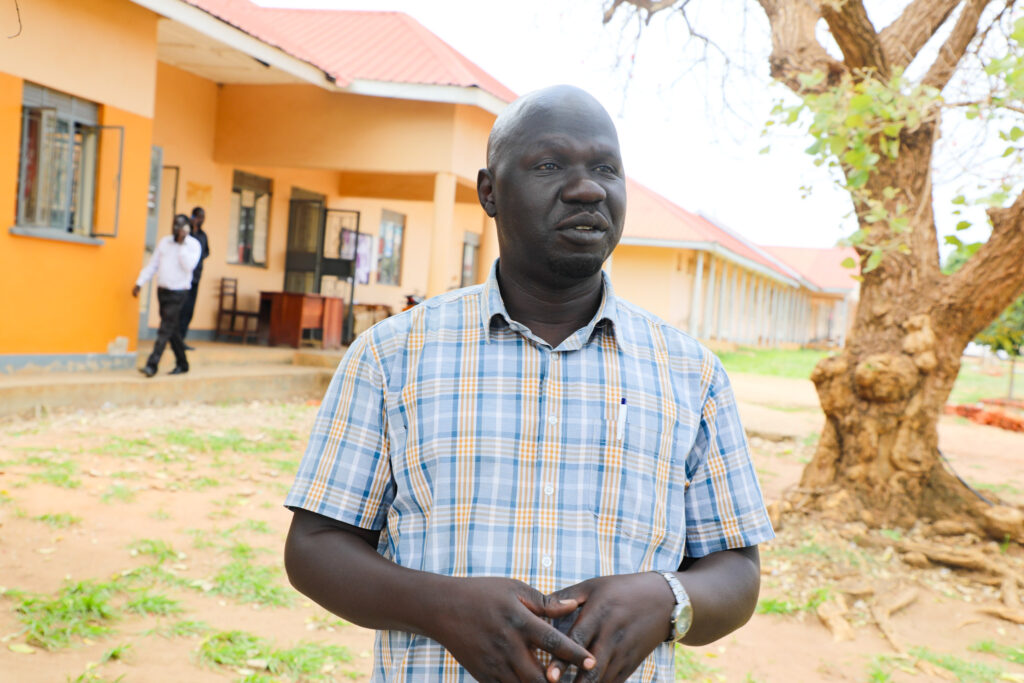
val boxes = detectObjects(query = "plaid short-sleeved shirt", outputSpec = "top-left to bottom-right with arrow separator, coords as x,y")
286,263 -> 774,682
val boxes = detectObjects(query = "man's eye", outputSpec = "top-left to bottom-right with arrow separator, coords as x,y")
536,162 -> 559,171
595,164 -> 618,174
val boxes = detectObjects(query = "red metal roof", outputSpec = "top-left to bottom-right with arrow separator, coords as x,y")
763,246 -> 860,292
624,179 -> 798,282
183,0 -> 518,102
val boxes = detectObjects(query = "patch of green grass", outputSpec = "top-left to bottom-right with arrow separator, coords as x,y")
674,648 -> 720,681
163,428 -> 296,455
950,359 -> 1024,404
717,347 -> 829,379
34,512 -> 83,528
101,484 -> 136,504
866,656 -> 893,682
185,528 -> 217,550
756,587 -> 831,616
230,519 -> 272,535
910,646 -> 1004,682
879,528 -> 903,541
974,481 -> 1024,496
196,630 -> 352,681
10,579 -> 120,650
801,432 -> 820,448
68,643 -> 132,683
189,476 -> 222,491
125,591 -> 182,616
208,559 -> 295,607
149,508 -> 171,521
262,456 -> 301,473
0,489 -> 13,505
91,436 -> 157,459
146,618 -> 211,639
25,457 -> 81,489
971,640 -> 1024,665
109,470 -> 142,480
127,538 -> 180,564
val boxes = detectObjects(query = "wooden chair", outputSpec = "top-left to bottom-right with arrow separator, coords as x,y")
215,277 -> 260,343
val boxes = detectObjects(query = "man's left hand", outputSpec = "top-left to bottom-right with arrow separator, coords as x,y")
544,572 -> 672,682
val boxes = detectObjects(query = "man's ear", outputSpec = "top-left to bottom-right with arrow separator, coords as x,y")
477,168 -> 496,218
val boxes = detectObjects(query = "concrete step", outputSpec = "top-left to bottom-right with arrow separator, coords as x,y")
0,364 -> 333,419
150,341 -> 296,367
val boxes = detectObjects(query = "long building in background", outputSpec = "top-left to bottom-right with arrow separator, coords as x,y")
0,0 -> 857,373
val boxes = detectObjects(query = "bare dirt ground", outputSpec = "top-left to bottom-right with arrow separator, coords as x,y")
1,381 -> 1023,682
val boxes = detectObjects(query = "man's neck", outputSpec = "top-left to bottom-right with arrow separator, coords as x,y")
497,266 -> 604,348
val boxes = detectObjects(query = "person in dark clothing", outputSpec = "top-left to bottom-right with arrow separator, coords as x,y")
133,214 -> 202,377
179,206 -> 211,350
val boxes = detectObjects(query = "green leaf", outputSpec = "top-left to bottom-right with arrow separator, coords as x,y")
847,169 -> 870,189
952,194 -> 967,205
759,146 -> 771,155
1009,126 -> 1024,141
882,187 -> 899,200
797,71 -> 826,88
944,235 -> 963,247
955,220 -> 971,231
864,250 -> 884,273
840,257 -> 857,269
849,93 -> 873,113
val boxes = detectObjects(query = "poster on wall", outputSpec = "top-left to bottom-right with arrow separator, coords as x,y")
354,232 -> 374,285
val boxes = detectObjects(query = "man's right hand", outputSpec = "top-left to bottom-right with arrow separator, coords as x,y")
427,576 -> 596,682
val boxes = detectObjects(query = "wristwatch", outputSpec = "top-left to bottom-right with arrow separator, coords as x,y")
656,571 -> 693,642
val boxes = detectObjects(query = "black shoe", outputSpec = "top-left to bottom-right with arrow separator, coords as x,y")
169,366 -> 189,375
183,344 -> 196,351
139,365 -> 157,378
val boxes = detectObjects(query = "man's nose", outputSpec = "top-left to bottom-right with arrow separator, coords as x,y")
561,172 -> 606,204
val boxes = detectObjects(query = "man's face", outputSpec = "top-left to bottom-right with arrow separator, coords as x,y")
191,210 -> 205,231
484,99 -> 626,287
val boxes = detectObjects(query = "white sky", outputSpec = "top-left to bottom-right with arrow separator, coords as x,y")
253,0 -> 1002,252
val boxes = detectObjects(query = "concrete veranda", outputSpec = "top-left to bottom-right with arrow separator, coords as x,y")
0,341 -> 344,420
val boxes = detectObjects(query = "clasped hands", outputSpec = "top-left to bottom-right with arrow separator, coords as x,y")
430,572 -> 673,683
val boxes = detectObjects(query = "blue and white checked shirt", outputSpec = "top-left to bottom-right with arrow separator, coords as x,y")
286,262 -> 774,682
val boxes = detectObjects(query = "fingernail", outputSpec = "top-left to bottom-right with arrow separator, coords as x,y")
583,657 -> 596,670
558,599 -> 575,605
548,666 -> 560,681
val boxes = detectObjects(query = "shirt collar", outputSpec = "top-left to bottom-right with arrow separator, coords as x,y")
479,259 -> 620,348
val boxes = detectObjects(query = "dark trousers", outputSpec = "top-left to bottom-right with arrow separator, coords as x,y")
146,288 -> 189,371
179,276 -> 201,339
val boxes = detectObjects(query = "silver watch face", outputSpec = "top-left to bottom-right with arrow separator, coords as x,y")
671,601 -> 693,640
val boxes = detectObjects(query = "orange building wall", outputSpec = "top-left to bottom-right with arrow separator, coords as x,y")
0,105 -> 153,354
610,245 -> 688,328
0,0 -> 157,117
215,86 -> 479,178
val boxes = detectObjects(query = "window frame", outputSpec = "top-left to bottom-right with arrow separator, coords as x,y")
227,171 -> 272,268
376,209 -> 405,287
13,83 -> 123,241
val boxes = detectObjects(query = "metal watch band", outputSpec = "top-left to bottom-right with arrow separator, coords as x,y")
656,570 -> 693,642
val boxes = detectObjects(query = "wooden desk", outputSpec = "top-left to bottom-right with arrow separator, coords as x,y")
259,291 -> 344,349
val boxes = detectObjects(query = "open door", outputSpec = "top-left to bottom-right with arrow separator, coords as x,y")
284,198 -> 324,294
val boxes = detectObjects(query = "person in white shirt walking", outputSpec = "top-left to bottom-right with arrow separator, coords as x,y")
132,214 -> 202,378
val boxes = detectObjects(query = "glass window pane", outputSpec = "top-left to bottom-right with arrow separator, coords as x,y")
71,124 -> 97,235
252,193 -> 270,265
227,191 -> 241,264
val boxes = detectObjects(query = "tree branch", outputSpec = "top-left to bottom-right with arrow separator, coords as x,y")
878,0 -> 962,71
819,0 -> 890,77
922,0 -> 990,91
940,189 -> 1024,346
755,0 -> 846,92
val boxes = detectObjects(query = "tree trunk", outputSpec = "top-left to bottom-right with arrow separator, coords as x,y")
797,123 -> 1024,532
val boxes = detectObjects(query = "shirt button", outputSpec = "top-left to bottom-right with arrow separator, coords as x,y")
547,415 -> 558,425
543,483 -> 554,496
541,555 -> 553,568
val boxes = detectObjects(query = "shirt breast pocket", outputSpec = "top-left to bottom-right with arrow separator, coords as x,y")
588,413 -> 671,554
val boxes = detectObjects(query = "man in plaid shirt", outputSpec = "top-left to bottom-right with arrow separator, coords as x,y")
284,85 -> 774,682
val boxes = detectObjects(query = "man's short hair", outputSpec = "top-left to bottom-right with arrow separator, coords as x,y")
191,206 -> 204,217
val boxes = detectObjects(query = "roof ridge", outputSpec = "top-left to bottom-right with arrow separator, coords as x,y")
393,12 -> 486,87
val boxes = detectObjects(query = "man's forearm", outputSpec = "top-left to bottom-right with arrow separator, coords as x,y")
677,545 -> 761,646
284,509 -> 447,635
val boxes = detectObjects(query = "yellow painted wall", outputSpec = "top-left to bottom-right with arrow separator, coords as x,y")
0,0 -> 157,118
609,245 -> 684,327
215,86 -> 489,179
